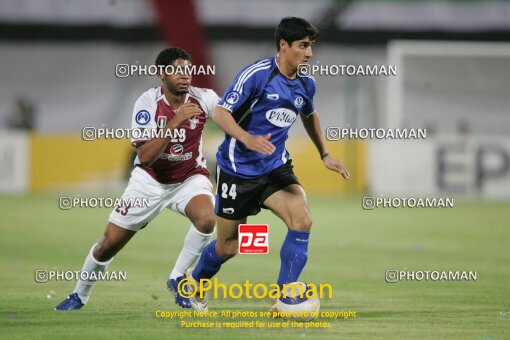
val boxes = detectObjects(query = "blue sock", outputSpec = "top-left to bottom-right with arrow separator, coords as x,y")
192,240 -> 225,281
277,229 -> 310,287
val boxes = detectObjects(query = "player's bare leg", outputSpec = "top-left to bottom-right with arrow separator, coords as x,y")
263,184 -> 312,287
215,216 -> 246,259
263,184 -> 312,232
168,194 -> 215,308
189,215 -> 246,280
55,222 -> 136,310
94,222 -> 137,261
191,214 -> 246,277
185,195 -> 216,234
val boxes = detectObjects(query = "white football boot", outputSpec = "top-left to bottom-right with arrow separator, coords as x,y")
185,268 -> 208,312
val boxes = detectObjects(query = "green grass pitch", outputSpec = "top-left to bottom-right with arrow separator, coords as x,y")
1,194 -> 509,339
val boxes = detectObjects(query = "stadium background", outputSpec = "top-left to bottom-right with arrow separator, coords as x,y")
1,0 -> 509,338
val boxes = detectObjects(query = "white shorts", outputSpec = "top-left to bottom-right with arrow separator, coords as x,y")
109,167 -> 214,231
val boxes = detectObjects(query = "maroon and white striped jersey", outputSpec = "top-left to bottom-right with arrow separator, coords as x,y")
130,86 -> 219,184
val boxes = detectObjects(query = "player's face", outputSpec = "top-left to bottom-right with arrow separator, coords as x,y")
287,37 -> 314,69
160,58 -> 192,95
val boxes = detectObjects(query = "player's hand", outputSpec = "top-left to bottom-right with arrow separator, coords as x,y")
169,102 -> 202,128
323,155 -> 350,180
244,133 -> 275,155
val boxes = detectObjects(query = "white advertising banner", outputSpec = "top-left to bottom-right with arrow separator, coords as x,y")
369,137 -> 510,199
0,131 -> 29,193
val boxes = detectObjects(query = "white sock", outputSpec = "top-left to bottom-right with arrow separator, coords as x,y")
169,224 -> 213,280
73,243 -> 113,304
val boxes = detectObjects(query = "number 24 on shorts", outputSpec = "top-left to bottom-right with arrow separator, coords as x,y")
221,183 -> 237,200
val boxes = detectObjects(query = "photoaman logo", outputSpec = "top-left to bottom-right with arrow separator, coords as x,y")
177,278 -> 333,300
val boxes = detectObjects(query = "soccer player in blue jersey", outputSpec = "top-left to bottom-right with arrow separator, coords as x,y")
185,17 -> 350,311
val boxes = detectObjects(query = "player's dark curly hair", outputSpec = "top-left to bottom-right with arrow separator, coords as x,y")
274,17 -> 319,51
155,47 -> 192,67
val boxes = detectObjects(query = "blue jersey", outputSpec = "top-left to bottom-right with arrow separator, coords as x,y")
217,56 -> 316,178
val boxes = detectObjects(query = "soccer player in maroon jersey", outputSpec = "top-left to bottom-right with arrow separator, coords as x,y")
56,48 -> 219,310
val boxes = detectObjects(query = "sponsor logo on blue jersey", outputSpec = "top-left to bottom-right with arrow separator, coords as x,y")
265,108 -> 297,127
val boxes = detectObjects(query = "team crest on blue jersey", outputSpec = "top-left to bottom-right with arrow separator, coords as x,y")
294,96 -> 304,108
135,110 -> 151,125
157,116 -> 167,129
225,91 -> 240,105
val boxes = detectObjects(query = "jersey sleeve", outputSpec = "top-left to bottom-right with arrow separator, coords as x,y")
203,89 -> 220,118
301,77 -> 317,116
131,88 -> 158,146
218,59 -> 271,113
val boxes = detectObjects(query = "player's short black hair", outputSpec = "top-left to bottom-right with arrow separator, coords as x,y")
155,47 -> 192,67
274,17 -> 319,51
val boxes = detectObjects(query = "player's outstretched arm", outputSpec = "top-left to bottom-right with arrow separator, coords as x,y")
136,103 -> 202,166
300,112 -> 350,180
212,106 -> 275,155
